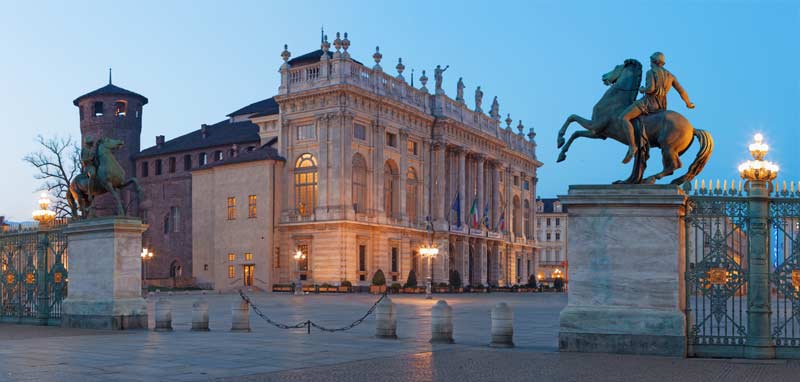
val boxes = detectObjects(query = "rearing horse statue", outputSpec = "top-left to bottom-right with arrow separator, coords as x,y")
556,59 -> 713,185
68,138 -> 142,217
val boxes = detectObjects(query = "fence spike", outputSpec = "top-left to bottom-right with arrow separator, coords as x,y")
693,179 -> 699,195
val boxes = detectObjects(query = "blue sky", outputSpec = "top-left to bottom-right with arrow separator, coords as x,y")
1,0 -> 798,221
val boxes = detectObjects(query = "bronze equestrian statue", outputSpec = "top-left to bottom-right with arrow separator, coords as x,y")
68,137 -> 142,217
556,54 -> 713,185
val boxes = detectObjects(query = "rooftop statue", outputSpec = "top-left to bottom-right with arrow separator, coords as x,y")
68,137 -> 142,217
434,65 -> 449,95
456,77 -> 465,103
475,86 -> 484,113
489,96 -> 500,120
556,53 -> 713,185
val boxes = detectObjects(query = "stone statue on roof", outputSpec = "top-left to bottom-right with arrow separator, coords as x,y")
475,86 -> 484,113
489,96 -> 500,120
434,65 -> 449,95
456,77 -> 465,103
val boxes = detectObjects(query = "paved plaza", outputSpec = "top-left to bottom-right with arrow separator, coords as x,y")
1,292 -> 798,381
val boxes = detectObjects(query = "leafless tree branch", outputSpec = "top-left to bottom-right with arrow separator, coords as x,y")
23,135 -> 81,218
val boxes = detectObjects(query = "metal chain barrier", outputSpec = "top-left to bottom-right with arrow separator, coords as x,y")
239,289 -> 386,334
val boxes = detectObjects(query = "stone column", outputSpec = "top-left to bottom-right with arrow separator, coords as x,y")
505,168 -> 513,234
62,217 -> 148,329
745,179 -> 776,359
316,114 -> 331,218
492,162 -> 501,231
342,112 -> 355,220
421,139 -> 431,221
398,129 -> 409,222
476,155 -> 485,229
474,239 -> 487,286
558,185 -> 687,357
374,122 -> 386,219
433,141 -> 447,228
457,148 -> 467,226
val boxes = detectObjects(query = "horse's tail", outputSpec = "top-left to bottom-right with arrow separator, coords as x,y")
671,129 -> 714,186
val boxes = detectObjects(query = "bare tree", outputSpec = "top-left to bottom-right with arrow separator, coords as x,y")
23,135 -> 81,218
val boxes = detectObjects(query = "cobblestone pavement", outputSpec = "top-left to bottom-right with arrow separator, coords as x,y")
0,292 -> 796,381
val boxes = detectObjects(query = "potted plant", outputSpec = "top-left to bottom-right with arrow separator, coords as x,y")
434,282 -> 449,293
338,280 -> 352,293
390,282 -> 402,294
449,270 -> 463,292
403,270 -> 418,293
370,269 -> 387,294
319,283 -> 337,293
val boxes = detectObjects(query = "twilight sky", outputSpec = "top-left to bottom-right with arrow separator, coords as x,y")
1,0 -> 798,221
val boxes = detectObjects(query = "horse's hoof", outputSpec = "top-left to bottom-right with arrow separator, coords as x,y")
557,137 -> 565,148
622,151 -> 635,164
556,153 -> 566,163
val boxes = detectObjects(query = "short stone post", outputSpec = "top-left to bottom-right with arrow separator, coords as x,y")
231,300 -> 251,332
490,302 -> 514,348
154,299 -> 173,332
430,300 -> 454,344
191,299 -> 209,331
374,296 -> 397,339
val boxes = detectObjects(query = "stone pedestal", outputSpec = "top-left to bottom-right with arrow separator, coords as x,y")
558,185 -> 687,357
62,217 -> 148,330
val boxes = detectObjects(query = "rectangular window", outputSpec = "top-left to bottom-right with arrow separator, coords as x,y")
199,152 -> 207,166
170,206 -> 180,233
358,245 -> 366,272
523,180 -> 530,190
228,253 -> 235,261
297,243 -> 309,274
546,233 -> 552,241
546,218 -> 551,227
386,132 -> 397,147
155,159 -> 163,175
93,101 -> 104,116
354,124 -> 367,140
114,101 -> 126,116
273,247 -> 280,269
140,161 -> 149,177
183,154 -> 192,171
214,150 -> 223,161
168,157 -> 176,173
555,232 -> 561,241
391,247 -> 398,273
555,218 -> 561,227
407,140 -> 418,156
248,195 -> 257,218
296,125 -> 316,141
227,197 -> 236,220
513,176 -> 519,186
245,252 -> 253,261
228,265 -> 235,278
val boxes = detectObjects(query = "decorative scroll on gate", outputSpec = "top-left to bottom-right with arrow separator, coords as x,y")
771,194 -> 800,350
685,186 -> 749,355
0,224 -> 68,325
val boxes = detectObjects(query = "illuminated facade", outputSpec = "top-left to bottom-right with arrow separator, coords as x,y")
535,198 -> 567,286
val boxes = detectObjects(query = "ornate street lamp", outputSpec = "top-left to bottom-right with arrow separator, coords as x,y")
419,215 -> 439,299
294,249 -> 306,296
738,133 -> 779,181
32,192 -> 56,226
140,247 -> 154,282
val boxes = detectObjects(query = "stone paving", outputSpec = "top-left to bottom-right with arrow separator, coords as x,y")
0,292 -> 797,381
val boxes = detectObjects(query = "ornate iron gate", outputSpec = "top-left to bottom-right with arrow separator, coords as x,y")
0,225 -> 68,325
771,193 -> 800,357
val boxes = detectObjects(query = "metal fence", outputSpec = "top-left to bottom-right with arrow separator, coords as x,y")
0,222 -> 68,325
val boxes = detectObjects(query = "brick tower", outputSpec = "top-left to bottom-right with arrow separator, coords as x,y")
73,70 -> 148,216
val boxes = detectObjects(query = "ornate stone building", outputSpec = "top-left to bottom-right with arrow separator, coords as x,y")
535,198 -> 568,286
74,32 -> 542,289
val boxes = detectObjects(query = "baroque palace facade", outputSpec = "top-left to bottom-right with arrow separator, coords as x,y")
73,32 -> 542,290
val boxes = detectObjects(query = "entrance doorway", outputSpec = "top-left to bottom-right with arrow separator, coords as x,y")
243,265 -> 254,287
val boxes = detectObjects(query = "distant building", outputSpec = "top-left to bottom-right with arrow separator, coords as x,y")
0,217 -> 8,233
535,198 -> 567,286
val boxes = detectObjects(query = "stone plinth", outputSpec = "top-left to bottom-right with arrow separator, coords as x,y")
558,185 -> 687,357
62,217 -> 148,330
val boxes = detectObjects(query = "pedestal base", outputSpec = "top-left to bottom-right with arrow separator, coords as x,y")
558,185 -> 688,357
62,298 -> 147,330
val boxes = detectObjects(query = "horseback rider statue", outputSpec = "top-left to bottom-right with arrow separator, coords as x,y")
68,137 -> 142,217
557,52 -> 713,185
619,52 -> 696,165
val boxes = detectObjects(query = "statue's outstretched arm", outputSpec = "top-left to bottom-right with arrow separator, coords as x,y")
672,77 -> 693,106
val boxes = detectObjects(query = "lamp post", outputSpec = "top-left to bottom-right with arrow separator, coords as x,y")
32,192 -> 56,227
294,249 -> 306,296
738,133 -> 779,359
140,247 -> 154,283
419,216 -> 439,299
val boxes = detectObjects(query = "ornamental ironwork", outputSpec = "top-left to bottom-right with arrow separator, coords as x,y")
770,197 -> 800,346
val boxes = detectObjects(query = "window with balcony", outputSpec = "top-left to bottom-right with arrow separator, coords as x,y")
295,153 -> 318,217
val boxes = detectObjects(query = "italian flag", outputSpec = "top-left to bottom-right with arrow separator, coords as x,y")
469,197 -> 479,229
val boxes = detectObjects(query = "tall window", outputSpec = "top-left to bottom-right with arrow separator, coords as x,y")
155,159 -> 163,175
93,101 -> 104,116
352,154 -> 367,213
168,157 -> 176,173
228,265 -> 235,278
297,243 -> 310,273
140,161 -> 149,177
170,207 -> 180,233
555,232 -> 561,241
358,244 -> 367,281
524,200 -> 531,237
385,132 -> 397,147
248,195 -> 257,218
199,152 -> 207,166
183,154 -> 192,170
406,167 -> 418,221
556,218 -> 561,227
273,247 -> 280,269
296,125 -> 316,141
391,247 -> 399,281
407,140 -> 418,156
294,153 -> 318,217
227,197 -> 236,220
513,196 -> 522,236
354,124 -> 367,141
245,253 -> 253,261
384,161 -> 398,218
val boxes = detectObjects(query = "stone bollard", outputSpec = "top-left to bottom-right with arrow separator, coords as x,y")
154,299 -> 173,332
374,296 -> 397,339
490,302 -> 514,348
191,299 -> 210,331
230,300 -> 251,332
430,300 -> 454,344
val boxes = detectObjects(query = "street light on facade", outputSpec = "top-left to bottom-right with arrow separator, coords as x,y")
294,249 -> 306,296
420,215 -> 439,299
32,192 -> 56,226
140,247 -> 154,283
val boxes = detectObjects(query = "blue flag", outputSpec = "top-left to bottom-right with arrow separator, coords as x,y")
482,202 -> 490,229
449,192 -> 461,227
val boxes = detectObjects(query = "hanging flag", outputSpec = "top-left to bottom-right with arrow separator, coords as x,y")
449,192 -> 461,227
469,197 -> 479,229
496,207 -> 506,232
482,202 -> 490,230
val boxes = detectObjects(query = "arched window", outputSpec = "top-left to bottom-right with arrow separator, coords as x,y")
384,160 -> 398,218
513,196 -> 522,236
114,100 -> 127,116
524,200 -> 531,237
169,260 -> 182,278
352,154 -> 367,213
406,167 -> 418,221
295,153 -> 318,217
